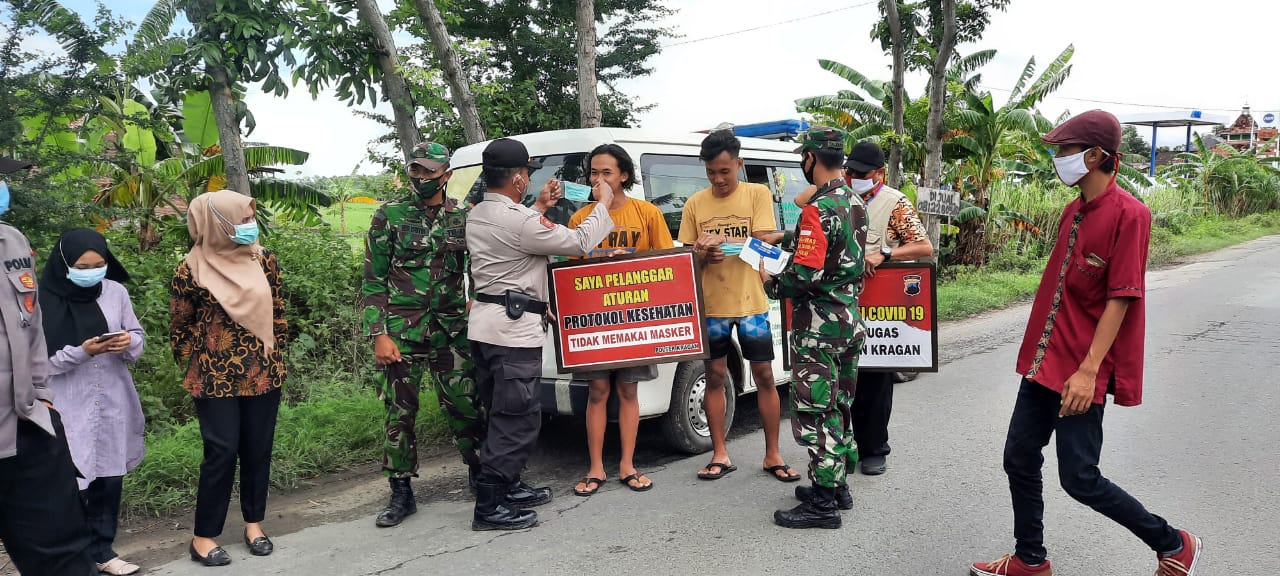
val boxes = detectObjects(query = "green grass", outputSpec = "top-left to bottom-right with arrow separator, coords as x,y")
320,202 -> 379,252
122,385 -> 449,519
937,211 -> 1280,320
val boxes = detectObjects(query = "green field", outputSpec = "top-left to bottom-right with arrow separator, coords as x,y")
321,202 -> 379,251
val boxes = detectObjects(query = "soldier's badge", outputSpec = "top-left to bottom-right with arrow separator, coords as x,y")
903,274 -> 922,296
18,271 -> 35,289
539,216 -> 555,230
22,293 -> 35,313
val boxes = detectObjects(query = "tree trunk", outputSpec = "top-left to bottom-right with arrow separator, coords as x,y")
354,0 -> 419,162
884,0 -> 906,188
412,0 -> 486,144
920,0 -> 957,263
576,0 -> 602,128
207,64 -> 251,195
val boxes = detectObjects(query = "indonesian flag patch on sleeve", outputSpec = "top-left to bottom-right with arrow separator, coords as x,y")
793,205 -> 827,269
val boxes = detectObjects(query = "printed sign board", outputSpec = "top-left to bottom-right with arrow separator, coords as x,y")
547,248 -> 708,373
916,187 -> 961,217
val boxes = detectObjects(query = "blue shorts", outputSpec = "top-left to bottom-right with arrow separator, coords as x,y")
706,312 -> 774,363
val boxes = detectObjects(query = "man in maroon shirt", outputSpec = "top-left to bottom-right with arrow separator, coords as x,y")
970,111 -> 1202,576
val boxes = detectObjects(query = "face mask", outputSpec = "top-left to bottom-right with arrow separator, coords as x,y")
410,176 -> 443,199
231,222 -> 259,245
847,178 -> 877,194
1052,148 -> 1104,187
0,180 -> 9,218
67,266 -> 107,288
801,153 -> 817,185
513,175 -> 529,196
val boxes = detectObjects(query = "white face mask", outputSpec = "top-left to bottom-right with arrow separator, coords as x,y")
1052,148 -> 1103,186
847,178 -> 877,194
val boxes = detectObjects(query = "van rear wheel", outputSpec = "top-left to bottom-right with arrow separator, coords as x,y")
661,362 -> 736,454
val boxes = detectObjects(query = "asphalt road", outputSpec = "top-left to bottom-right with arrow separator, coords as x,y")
135,235 -> 1280,575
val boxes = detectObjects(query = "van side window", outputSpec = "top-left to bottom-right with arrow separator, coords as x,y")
769,164 -> 808,231
641,154 -> 743,241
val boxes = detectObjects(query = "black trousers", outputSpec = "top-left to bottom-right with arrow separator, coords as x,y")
193,389 -> 281,538
1004,379 -> 1181,564
853,370 -> 894,459
81,475 -> 124,563
470,341 -> 541,485
0,415 -> 96,576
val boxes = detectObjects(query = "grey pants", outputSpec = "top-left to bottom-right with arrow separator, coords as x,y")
470,341 -> 542,485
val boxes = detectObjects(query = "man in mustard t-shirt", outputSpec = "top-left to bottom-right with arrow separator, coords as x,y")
678,130 -> 799,483
567,144 -> 673,497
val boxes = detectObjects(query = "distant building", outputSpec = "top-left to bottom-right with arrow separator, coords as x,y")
1214,105 -> 1279,157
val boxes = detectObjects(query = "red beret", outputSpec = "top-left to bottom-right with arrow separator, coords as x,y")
1042,109 -> 1122,151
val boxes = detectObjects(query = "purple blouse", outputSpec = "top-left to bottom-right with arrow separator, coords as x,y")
47,279 -> 146,490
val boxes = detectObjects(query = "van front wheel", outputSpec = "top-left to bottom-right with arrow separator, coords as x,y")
660,361 -> 736,454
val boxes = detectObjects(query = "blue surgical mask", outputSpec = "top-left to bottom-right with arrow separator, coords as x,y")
231,222 -> 259,245
0,180 -> 10,218
67,266 -> 107,288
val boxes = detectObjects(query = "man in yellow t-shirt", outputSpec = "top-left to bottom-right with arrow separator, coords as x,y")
567,144 -> 673,498
677,130 -> 799,484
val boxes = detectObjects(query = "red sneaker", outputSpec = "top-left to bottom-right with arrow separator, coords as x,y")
1156,530 -> 1203,576
970,554 -> 1053,576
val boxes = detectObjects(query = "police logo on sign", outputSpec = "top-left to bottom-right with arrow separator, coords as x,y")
903,274 -> 922,296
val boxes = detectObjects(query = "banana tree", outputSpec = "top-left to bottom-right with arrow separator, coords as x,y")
948,45 -> 1073,266
93,144 -> 331,250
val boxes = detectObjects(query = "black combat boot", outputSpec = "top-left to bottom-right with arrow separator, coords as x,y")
473,482 -> 538,531
504,479 -> 553,509
774,484 -> 842,529
794,482 -> 853,510
375,478 -> 417,528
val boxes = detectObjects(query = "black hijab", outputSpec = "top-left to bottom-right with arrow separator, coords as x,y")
39,228 -> 130,354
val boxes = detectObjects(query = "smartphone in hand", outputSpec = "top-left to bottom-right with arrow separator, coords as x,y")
96,331 -> 127,343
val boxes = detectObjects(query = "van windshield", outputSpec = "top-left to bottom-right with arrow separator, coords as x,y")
450,154 -> 590,228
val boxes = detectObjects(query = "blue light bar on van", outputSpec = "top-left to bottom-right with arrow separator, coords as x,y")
730,119 -> 811,139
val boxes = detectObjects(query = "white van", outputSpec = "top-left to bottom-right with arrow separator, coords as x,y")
446,128 -> 808,454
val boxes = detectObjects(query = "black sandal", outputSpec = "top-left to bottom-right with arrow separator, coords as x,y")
763,464 -> 802,483
620,473 -> 653,492
573,476 -> 605,496
697,461 -> 737,480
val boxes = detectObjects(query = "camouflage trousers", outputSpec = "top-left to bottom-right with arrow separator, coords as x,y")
789,339 -> 862,488
377,332 -> 484,479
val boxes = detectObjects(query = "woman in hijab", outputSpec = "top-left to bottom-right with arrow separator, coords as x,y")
170,190 -> 286,568
40,228 -> 145,576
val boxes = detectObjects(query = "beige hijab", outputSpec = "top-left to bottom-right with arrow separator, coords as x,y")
185,190 -> 275,349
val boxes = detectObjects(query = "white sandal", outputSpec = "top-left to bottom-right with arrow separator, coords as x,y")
97,557 -> 141,576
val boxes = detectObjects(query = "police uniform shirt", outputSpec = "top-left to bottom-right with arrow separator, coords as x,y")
0,223 -> 54,459
466,192 -> 614,348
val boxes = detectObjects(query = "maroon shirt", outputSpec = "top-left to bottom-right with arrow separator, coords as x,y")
1016,183 -> 1151,406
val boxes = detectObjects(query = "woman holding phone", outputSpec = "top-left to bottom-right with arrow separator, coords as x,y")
39,228 -> 145,576
170,190 -> 286,567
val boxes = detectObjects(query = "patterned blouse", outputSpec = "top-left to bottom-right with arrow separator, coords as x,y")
169,251 -> 287,399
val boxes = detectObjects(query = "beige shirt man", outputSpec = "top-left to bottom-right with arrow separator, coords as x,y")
467,193 -> 614,348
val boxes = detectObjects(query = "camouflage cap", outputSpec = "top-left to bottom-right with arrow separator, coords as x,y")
410,142 -> 451,171
793,126 -> 847,153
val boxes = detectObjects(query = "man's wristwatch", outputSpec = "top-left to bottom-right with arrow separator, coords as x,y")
880,245 -> 893,262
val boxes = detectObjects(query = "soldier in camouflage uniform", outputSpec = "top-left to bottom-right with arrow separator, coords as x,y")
760,127 -> 867,529
362,142 -> 483,528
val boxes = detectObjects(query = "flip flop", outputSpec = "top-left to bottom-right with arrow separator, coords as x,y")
620,473 -> 653,492
697,461 -> 737,480
573,476 -> 605,497
763,464 -> 802,483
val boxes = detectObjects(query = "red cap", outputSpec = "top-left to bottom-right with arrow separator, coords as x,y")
1042,110 -> 1122,151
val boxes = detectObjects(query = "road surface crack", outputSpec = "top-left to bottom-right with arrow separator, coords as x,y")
362,528 -> 526,575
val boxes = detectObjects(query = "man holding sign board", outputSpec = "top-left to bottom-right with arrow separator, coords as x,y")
678,130 -> 799,484
566,144 -> 673,497
760,127 -> 867,529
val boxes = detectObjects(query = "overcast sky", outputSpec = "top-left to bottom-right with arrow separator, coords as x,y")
25,0 -> 1280,176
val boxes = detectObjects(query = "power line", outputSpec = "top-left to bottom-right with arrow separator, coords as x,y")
662,1 -> 879,48
977,84 -> 1274,114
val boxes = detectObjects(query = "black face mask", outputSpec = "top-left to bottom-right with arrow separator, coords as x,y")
410,176 -> 444,199
801,152 -> 817,185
